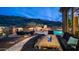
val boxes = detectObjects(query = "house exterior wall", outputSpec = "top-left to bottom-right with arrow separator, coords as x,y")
60,7 -> 79,36
60,8 -> 68,33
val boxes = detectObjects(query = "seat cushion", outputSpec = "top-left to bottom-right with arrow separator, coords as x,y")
63,33 -> 71,41
67,36 -> 78,46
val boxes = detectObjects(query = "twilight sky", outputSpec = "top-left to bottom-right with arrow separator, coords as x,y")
0,7 -> 62,21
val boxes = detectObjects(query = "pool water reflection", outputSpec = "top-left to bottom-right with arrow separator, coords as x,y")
53,30 -> 64,36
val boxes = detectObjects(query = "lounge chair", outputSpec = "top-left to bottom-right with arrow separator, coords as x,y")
57,32 -> 79,51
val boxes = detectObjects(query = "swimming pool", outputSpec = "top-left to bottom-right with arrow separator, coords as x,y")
53,30 -> 64,36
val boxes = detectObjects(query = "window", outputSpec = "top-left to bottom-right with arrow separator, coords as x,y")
67,8 -> 73,33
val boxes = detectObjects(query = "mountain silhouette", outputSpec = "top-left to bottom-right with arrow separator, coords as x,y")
0,15 -> 62,27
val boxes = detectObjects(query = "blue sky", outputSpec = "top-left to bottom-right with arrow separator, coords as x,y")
0,7 -> 62,21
